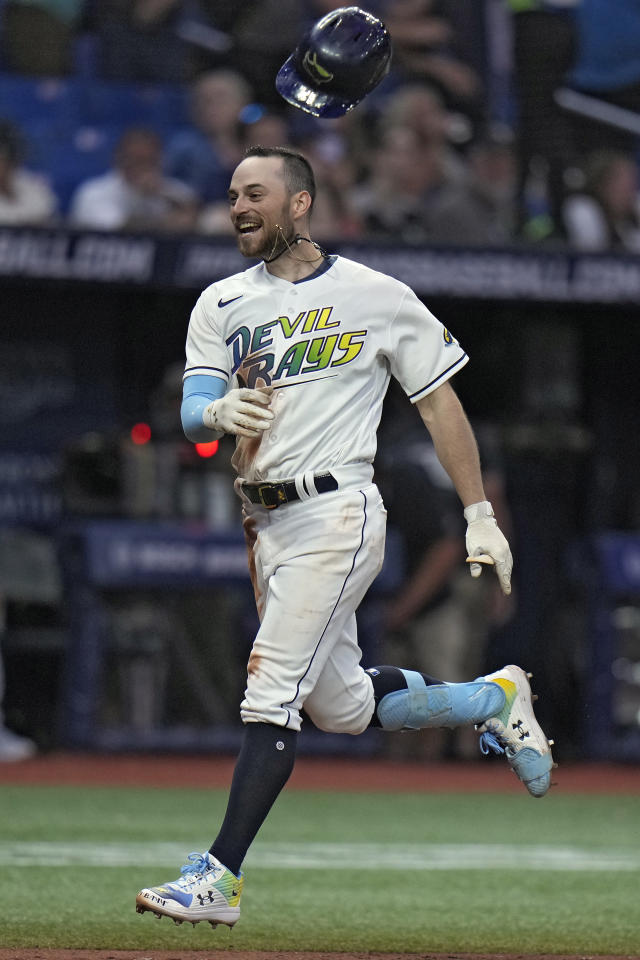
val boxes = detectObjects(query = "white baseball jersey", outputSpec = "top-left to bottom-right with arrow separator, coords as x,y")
184,255 -> 468,484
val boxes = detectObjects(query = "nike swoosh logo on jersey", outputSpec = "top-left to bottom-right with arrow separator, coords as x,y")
218,295 -> 243,308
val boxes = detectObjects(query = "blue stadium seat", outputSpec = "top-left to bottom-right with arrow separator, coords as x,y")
39,123 -> 121,214
82,80 -> 189,132
0,71 -> 191,212
0,72 -> 189,133
0,73 -> 85,135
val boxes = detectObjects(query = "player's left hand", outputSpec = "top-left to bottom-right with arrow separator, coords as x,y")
464,501 -> 512,595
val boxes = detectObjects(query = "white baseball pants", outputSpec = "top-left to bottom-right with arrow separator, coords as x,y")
239,476 -> 386,733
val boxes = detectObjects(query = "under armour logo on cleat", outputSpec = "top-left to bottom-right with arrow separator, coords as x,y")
196,891 -> 216,905
512,719 -> 530,740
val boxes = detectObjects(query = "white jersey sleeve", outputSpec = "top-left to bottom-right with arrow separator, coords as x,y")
387,286 -> 468,403
184,291 -> 231,383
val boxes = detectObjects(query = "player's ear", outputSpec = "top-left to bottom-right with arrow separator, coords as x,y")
292,190 -> 312,219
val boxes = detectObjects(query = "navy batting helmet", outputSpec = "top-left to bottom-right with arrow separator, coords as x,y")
275,6 -> 392,119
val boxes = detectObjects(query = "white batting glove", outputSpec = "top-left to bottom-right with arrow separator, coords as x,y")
464,500 -> 513,596
203,387 -> 274,438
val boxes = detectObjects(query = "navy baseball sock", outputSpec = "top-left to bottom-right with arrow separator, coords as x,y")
367,664 -> 505,731
209,721 -> 297,877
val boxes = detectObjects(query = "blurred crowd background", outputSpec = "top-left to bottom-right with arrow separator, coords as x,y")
0,0 -> 639,248
1,0 -> 640,766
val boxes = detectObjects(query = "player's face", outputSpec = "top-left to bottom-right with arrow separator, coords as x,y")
228,156 -> 297,259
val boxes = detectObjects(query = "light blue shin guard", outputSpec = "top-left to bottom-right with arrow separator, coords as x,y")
377,670 -> 506,731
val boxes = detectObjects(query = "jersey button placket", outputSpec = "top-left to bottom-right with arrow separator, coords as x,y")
275,291 -> 293,443
286,286 -> 297,314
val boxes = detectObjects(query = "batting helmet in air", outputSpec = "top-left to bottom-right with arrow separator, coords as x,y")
275,6 -> 392,118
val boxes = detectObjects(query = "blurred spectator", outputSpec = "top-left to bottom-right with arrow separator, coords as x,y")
383,0 -> 485,130
68,127 -> 199,232
564,0 -> 640,160
306,178 -> 363,246
377,83 -> 469,181
352,85 -> 511,246
88,0 -> 226,84
297,119 -> 366,243
0,0 -> 85,76
562,149 -> 640,252
219,0 -> 303,107
239,109 -> 291,154
295,105 -> 375,186
0,119 -> 58,225
198,106 -> 293,234
431,130 -> 517,245
504,0 -> 579,241
164,69 -> 252,208
353,124 -> 440,243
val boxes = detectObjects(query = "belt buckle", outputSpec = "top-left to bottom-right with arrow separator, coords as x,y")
257,483 -> 283,509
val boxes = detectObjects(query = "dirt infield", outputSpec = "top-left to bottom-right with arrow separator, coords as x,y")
2,752 -> 640,793
2,754 -> 639,960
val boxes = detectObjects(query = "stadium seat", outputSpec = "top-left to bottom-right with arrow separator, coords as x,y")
0,73 -> 85,135
39,123 -> 121,214
0,71 -> 190,212
82,79 -> 189,132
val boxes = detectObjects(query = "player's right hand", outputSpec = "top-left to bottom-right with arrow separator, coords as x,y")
464,500 -> 513,596
203,387 -> 274,438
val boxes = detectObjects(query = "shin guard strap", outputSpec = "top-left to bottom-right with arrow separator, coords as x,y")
377,670 -> 505,731
377,670 -> 450,731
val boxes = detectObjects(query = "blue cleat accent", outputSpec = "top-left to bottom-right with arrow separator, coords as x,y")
162,886 -> 193,907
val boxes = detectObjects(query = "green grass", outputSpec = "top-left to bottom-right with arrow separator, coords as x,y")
2,784 -> 639,953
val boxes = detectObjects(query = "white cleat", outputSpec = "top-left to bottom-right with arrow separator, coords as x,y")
136,852 -> 243,927
476,664 -> 555,798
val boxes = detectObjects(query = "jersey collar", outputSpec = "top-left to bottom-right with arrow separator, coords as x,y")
293,254 -> 337,283
257,255 -> 337,288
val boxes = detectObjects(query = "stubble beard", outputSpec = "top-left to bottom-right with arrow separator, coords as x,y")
236,210 -> 295,262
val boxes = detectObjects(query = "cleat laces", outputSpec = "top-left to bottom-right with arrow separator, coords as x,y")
179,852 -> 212,880
478,730 -> 504,756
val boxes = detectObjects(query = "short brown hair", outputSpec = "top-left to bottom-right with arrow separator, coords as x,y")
244,145 -> 316,207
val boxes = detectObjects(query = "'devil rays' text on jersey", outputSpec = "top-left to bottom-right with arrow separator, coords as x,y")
184,255 -> 467,483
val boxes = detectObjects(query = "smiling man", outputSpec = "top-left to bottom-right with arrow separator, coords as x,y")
135,145 -> 555,931
228,149 -> 318,266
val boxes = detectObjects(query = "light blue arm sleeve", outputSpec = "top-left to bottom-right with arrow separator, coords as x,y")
181,374 -> 226,443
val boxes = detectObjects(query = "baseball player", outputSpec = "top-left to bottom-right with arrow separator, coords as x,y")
135,145 -> 555,930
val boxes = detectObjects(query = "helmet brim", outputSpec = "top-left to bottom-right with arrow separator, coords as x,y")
275,55 -> 358,118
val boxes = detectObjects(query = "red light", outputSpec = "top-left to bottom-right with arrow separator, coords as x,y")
130,422 -> 152,445
195,440 -> 219,458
